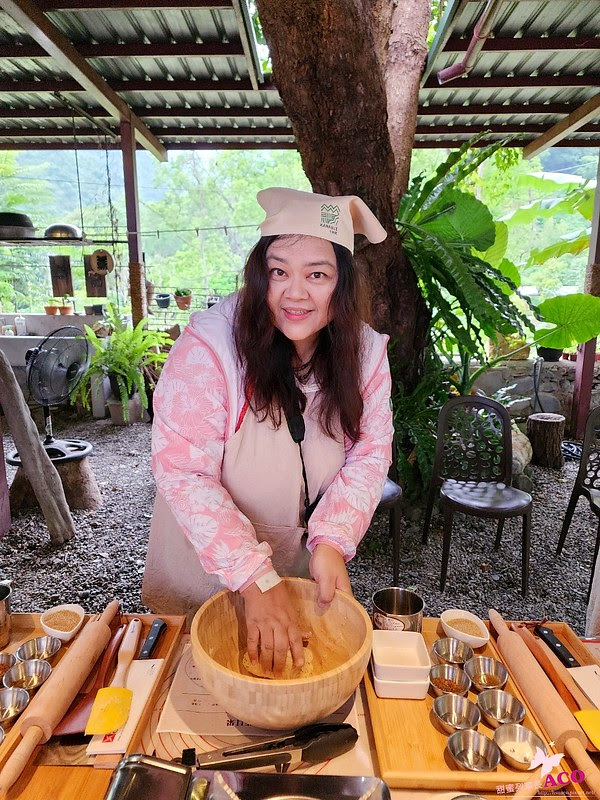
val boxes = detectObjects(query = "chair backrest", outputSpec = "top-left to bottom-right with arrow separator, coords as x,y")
431,395 -> 513,486
579,405 -> 600,495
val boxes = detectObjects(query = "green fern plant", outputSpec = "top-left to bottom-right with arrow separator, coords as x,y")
72,305 -> 172,420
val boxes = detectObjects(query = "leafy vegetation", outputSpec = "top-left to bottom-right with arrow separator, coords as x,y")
72,305 -> 172,420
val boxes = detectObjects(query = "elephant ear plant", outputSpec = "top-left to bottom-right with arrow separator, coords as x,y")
72,305 -> 172,421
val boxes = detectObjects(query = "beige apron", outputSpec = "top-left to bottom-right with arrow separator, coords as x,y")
142,383 -> 345,621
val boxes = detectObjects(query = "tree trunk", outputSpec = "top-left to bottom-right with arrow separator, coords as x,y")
256,0 -> 431,391
0,417 -> 11,536
0,351 -> 76,544
526,412 -> 565,469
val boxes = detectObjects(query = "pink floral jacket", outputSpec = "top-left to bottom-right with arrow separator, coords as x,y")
151,293 -> 394,591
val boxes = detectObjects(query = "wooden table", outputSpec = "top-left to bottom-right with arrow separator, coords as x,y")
0,616 -> 594,800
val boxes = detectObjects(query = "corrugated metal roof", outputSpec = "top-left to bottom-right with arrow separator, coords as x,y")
0,0 -> 598,152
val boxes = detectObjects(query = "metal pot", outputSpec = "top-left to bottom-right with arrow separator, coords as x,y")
44,223 -> 82,239
0,212 -> 36,240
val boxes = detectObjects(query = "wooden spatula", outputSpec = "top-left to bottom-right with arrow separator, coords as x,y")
85,618 -> 142,736
53,624 -> 126,737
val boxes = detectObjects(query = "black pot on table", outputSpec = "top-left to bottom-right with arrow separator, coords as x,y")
537,346 -> 563,362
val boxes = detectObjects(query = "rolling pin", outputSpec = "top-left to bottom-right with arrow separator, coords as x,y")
0,599 -> 120,798
489,609 -> 600,797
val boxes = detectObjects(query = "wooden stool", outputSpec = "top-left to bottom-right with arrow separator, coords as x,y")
526,412 -> 565,469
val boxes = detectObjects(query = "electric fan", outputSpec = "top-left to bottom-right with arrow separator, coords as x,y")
6,326 -> 93,465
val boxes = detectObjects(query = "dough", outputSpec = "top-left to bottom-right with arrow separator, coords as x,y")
242,647 -> 314,679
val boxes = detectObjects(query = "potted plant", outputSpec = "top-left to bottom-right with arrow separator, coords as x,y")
156,292 -> 171,309
58,294 -> 73,315
174,288 -> 193,311
44,298 -> 59,315
71,304 -> 172,423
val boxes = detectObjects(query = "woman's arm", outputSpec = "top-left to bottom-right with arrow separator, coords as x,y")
306,339 -> 394,562
152,327 -> 274,591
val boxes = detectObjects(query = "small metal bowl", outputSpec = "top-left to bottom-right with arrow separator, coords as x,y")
430,663 -> 471,696
432,637 -> 474,666
3,659 -> 52,692
0,727 -> 4,746
447,729 -> 501,772
464,656 -> 508,692
433,693 -> 481,734
477,689 -> 526,728
16,636 -> 61,662
493,723 -> 547,770
0,688 -> 29,726
0,653 -> 16,681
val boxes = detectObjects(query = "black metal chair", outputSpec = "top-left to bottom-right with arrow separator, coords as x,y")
375,436 -> 403,584
422,395 -> 533,595
556,405 -> 600,601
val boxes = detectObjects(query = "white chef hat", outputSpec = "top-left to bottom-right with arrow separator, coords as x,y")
257,187 -> 387,254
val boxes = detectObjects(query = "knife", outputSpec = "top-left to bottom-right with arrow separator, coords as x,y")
535,625 -> 581,668
194,722 -> 358,772
138,618 -> 167,660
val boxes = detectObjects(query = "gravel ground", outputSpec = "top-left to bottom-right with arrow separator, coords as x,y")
1,412 -> 596,634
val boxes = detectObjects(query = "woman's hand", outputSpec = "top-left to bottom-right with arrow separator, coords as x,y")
241,581 -> 305,674
309,543 -> 352,607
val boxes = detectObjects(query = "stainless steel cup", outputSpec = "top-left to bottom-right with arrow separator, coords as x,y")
372,587 -> 424,632
0,581 -> 12,649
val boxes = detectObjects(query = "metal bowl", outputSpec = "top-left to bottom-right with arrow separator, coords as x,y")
44,223 -> 82,239
432,637 -> 474,666
0,688 -> 29,726
433,693 -> 481,734
16,636 -> 61,662
493,723 -> 547,770
447,729 -> 501,772
429,663 -> 471,696
3,659 -> 52,692
0,653 -> 16,682
464,656 -> 508,692
477,689 -> 525,728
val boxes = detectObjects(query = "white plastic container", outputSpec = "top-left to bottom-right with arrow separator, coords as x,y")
14,315 -> 27,336
371,661 -> 430,699
371,630 -> 431,682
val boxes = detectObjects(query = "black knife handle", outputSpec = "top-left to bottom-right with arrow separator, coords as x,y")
534,625 -> 580,668
139,618 -> 167,659
301,723 -> 358,764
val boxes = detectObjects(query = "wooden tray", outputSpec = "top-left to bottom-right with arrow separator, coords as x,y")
364,618 -> 571,793
0,611 -> 184,799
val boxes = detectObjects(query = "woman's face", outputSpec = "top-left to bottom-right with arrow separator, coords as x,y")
266,235 -> 338,361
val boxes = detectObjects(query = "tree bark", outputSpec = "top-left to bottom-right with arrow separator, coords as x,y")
256,0 -> 431,391
0,417 -> 10,536
0,351 -> 76,544
526,412 -> 565,469
10,459 -> 102,512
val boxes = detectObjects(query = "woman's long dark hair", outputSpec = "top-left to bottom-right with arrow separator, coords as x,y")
234,235 -> 366,443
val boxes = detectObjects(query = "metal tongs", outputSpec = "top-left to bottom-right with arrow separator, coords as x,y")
194,722 -> 358,772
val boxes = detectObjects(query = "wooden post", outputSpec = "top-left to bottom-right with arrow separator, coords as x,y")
120,118 -> 147,326
0,415 -> 11,537
526,412 -> 565,469
0,351 -> 75,544
572,151 -> 600,438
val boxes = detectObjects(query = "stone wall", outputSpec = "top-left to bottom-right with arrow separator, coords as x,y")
472,358 -> 600,420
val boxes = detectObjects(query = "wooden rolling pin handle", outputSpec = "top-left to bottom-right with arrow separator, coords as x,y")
0,726 -> 43,799
98,599 -> 120,627
513,767 -> 542,799
565,737 -> 600,797
488,608 -> 511,637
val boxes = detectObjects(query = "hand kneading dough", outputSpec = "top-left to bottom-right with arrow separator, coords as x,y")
242,647 -> 314,679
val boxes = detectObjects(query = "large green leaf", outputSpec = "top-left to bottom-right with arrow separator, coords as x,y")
528,229 -> 591,265
501,187 -> 594,226
476,221 -> 508,267
420,190 -> 496,251
536,294 -> 600,349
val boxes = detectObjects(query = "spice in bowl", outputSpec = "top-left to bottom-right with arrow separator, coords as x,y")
445,618 -> 483,638
472,672 -> 503,688
43,610 -> 81,632
431,676 -> 463,694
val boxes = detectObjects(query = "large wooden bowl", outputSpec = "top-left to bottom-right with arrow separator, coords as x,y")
190,578 -> 372,730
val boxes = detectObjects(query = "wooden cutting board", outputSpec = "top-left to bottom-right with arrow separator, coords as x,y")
364,617 -> 572,792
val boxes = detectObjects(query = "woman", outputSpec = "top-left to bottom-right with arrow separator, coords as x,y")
143,187 -> 394,674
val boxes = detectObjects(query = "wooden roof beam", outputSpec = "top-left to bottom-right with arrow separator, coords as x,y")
36,0 -> 231,8
0,105 -> 287,118
0,0 -> 167,161
422,74 -> 599,89
1,41 -> 245,58
445,35 -> 600,52
524,93 -> 600,158
0,77 -> 268,92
